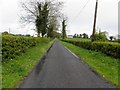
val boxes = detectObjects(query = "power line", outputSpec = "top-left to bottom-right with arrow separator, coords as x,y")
70,0 -> 90,24
67,0 -> 91,33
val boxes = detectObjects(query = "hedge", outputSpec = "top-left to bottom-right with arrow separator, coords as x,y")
91,42 -> 120,58
2,35 -> 51,61
62,39 -> 120,58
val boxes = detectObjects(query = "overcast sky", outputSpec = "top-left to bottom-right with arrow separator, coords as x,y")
0,0 -> 119,37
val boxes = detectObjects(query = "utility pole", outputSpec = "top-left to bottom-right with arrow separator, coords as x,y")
92,0 -> 98,41
9,27 -> 10,34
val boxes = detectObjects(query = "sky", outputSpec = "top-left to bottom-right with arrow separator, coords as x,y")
0,0 -> 119,37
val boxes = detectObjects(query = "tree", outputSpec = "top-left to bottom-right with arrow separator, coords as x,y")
82,33 -> 88,38
35,3 -> 42,37
47,15 -> 60,38
62,19 -> 67,39
109,36 -> 114,41
53,31 -> 61,38
79,34 -> 82,38
41,2 -> 49,37
73,33 -> 77,38
2,31 -> 8,35
20,0 -> 63,37
35,2 -> 49,37
77,34 -> 79,38
47,23 -> 54,38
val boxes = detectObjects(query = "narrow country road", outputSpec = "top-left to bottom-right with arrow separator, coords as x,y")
20,40 -> 115,88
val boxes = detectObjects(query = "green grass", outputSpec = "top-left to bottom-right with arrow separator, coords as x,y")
2,40 -> 53,88
61,41 -> 119,87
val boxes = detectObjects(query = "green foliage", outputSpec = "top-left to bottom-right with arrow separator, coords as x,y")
109,36 -> 114,41
73,33 -> 88,38
91,42 -> 120,58
2,41 -> 52,88
118,39 -> 120,43
66,38 -> 91,42
62,40 -> 92,50
2,35 -> 51,61
91,32 -> 107,42
62,39 -> 120,58
35,2 -> 49,37
73,33 -> 77,38
62,19 -> 67,39
82,33 -> 88,38
2,31 -> 9,35
47,23 -> 55,38
53,32 -> 61,39
50,31 -> 61,39
21,0 -> 63,38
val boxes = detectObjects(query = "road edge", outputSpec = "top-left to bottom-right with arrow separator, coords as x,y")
18,40 -> 55,88
60,41 -> 117,88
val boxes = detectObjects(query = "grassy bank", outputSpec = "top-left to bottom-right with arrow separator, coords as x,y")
2,40 -> 53,88
61,41 -> 119,87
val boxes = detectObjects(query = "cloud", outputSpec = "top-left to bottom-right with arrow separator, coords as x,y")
0,0 -> 119,36
65,0 -> 118,36
0,0 -> 19,25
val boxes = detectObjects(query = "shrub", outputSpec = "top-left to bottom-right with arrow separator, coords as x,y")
2,35 -> 51,62
91,32 -> 107,42
91,42 -> 120,58
2,31 -> 9,35
62,39 -> 120,58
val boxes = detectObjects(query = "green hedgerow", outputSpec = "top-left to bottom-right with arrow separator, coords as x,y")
62,39 -> 120,58
2,35 -> 51,62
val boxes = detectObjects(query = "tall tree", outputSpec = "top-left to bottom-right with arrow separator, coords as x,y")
35,3 -> 42,37
47,15 -> 58,38
20,0 -> 63,37
62,19 -> 67,39
41,2 -> 49,37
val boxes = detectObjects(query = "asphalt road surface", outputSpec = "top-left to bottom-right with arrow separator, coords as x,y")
20,40 -> 116,88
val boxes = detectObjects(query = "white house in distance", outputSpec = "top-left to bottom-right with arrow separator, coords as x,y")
67,35 -> 73,38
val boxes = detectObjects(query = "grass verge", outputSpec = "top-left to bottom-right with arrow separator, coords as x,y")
61,41 -> 119,87
2,40 -> 53,88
